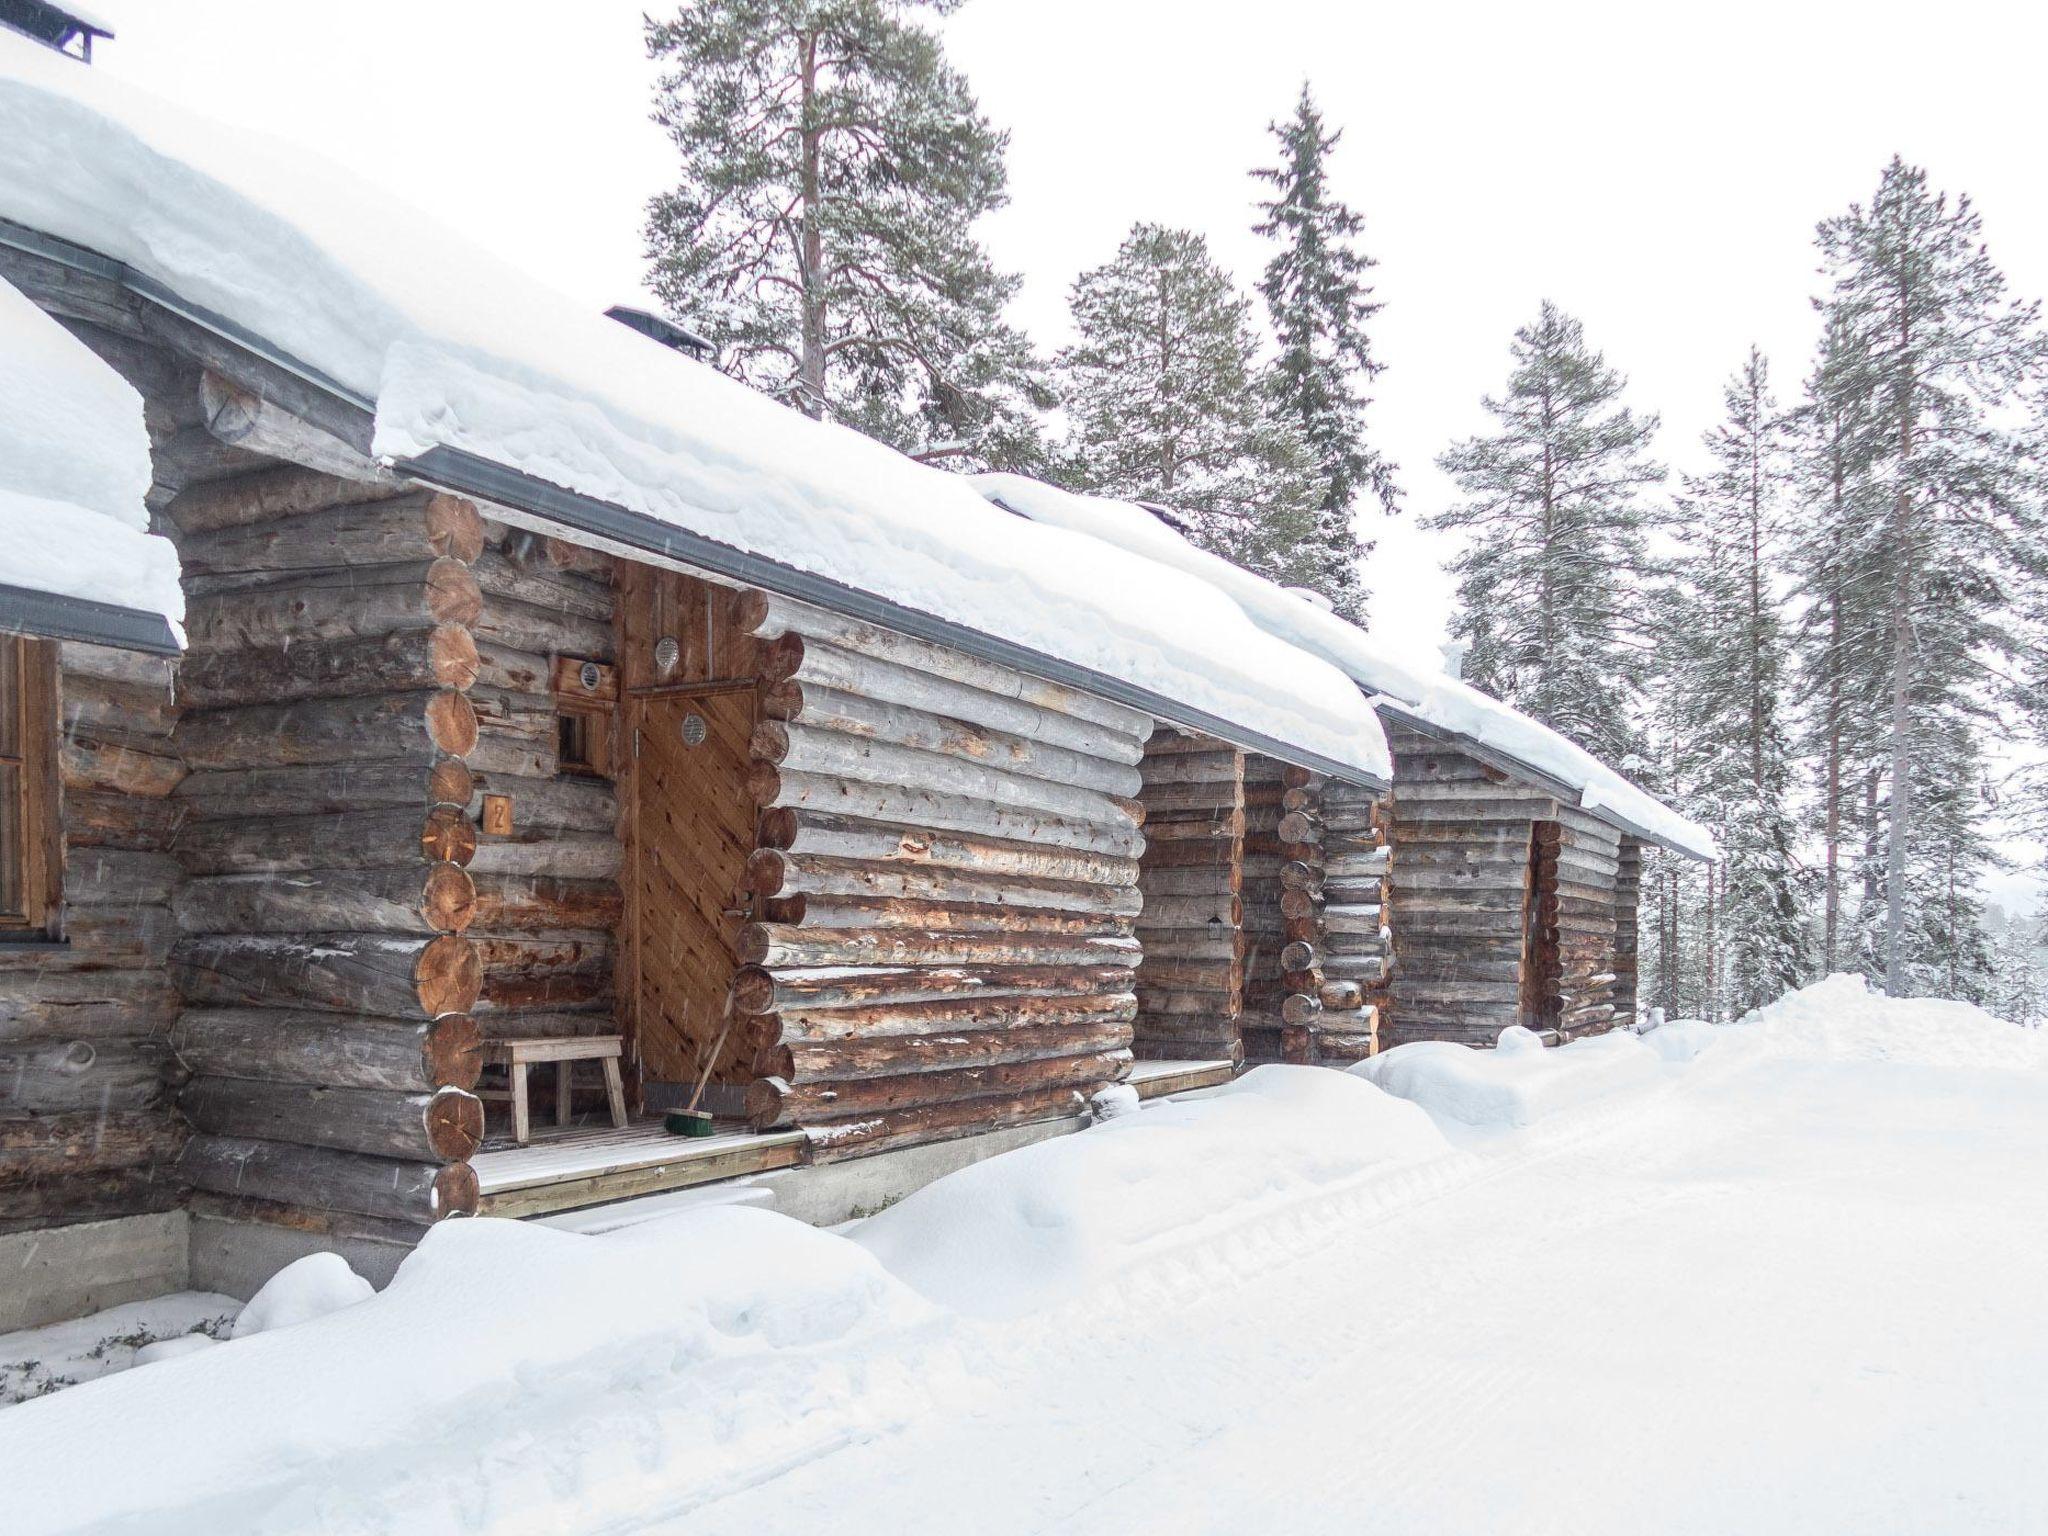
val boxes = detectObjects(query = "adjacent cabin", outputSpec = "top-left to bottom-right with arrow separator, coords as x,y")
0,33 -> 1709,1325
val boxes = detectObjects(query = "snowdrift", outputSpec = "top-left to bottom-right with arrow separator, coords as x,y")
852,1065 -> 1447,1317
1353,1026 -> 1665,1132
0,1208 -> 931,1535
1734,973 -> 2048,1072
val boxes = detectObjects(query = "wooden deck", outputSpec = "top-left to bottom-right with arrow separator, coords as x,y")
1128,1059 -> 1237,1099
470,1119 -> 807,1218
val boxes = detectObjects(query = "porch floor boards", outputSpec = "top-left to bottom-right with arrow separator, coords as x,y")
471,1118 -> 807,1218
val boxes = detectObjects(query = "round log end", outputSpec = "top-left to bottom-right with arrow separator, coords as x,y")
428,757 -> 476,811
1280,941 -> 1316,972
426,1087 -> 485,1160
745,1074 -> 791,1130
736,922 -> 771,966
425,689 -> 480,758
425,557 -> 484,628
749,719 -> 791,765
1281,765 -> 1314,790
425,494 -> 487,565
744,847 -> 788,896
421,861 -> 478,933
428,623 -> 481,692
746,760 -> 782,806
760,894 -> 805,925
758,631 -> 805,684
424,1013 -> 484,1089
422,804 -> 479,866
416,934 -> 483,1018
1279,889 -> 1313,921
731,966 -> 777,1016
433,1161 -> 481,1219
1277,812 -> 1314,844
1281,993 -> 1323,1026
735,587 -> 772,635
756,809 -> 798,851
760,680 -> 803,721
741,1013 -> 783,1055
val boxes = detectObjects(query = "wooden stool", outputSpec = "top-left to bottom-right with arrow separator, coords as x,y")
481,1036 -> 628,1144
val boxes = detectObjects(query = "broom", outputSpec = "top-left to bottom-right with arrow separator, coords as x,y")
665,1002 -> 735,1138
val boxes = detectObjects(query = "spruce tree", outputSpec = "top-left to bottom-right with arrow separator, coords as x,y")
1814,158 -> 2048,995
1429,302 -> 1665,765
1252,83 -> 1396,623
643,0 -> 1049,465
1057,223 -> 1321,585
1667,350 -> 1808,1012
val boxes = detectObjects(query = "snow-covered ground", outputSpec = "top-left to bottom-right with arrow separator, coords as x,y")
3,976 -> 2044,1534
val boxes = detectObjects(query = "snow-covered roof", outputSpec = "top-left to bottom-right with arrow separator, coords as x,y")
0,270 -> 183,651
976,475 -> 1716,860
0,35 -> 1389,784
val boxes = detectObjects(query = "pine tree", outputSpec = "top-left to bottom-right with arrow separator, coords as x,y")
1057,223 -> 1321,585
1252,83 -> 1397,623
1814,158 -> 2048,995
643,0 -> 1050,465
1429,302 -> 1665,765
1664,350 -> 1808,1013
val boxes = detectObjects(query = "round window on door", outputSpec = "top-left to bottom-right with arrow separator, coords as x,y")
681,712 -> 708,747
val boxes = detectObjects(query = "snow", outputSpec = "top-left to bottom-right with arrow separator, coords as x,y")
1353,1023 -> 1665,1133
852,1065 -> 1446,1316
5,986 -> 2048,1532
0,273 -> 183,629
0,36 -> 1387,782
978,473 -> 1714,858
0,1292 -> 238,1405
229,1253 -> 374,1339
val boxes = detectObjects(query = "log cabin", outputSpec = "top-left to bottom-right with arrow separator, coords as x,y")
0,27 -> 1707,1321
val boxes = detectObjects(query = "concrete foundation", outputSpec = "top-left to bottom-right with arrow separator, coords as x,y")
0,1211 -> 190,1333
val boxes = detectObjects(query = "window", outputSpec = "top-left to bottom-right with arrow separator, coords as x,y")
552,655 -> 616,779
0,635 -> 61,940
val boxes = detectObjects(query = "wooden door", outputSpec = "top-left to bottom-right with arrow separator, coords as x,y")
627,684 -> 758,1090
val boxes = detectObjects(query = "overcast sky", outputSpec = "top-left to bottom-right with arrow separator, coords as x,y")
95,0 -> 2048,906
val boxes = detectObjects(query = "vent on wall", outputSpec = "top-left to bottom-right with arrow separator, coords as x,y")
0,0 -> 112,60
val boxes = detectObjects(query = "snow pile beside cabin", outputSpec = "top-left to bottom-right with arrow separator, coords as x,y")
1355,1024 -> 1665,1132
977,474 -> 1711,856
0,1207 -> 935,1535
0,273 -> 182,628
1733,972 -> 2048,1071
0,37 -> 1386,782
852,1066 -> 1447,1317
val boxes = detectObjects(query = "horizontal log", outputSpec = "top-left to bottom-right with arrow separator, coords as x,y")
172,1009 -> 482,1091
466,874 -> 622,934
1139,892 -> 1241,928
64,846 -> 179,907
0,1039 -> 173,1113
0,1110 -> 183,1187
768,992 -> 1137,1044
738,924 -> 1139,970
1319,955 -> 1387,982
186,558 -> 481,645
1138,865 -> 1244,898
179,1134 -> 476,1224
60,735 -> 186,799
1320,979 -> 1364,1009
759,767 -> 1142,858
178,689 -> 477,771
178,864 -> 476,936
1131,932 -> 1243,962
176,761 -> 473,820
0,969 -> 179,1042
758,810 -> 1139,888
802,1082 -> 1092,1162
172,933 -> 481,1018
776,1019 -> 1133,1083
470,548 -> 613,621
178,491 -> 484,576
181,1075 -> 482,1161
175,806 -> 475,876
771,894 -> 1129,937
1137,779 -> 1247,817
748,1047 -> 1129,1128
732,963 -> 1133,1015
177,625 -> 479,708
747,849 -> 1139,917
469,594 -> 613,661
165,463 -> 404,534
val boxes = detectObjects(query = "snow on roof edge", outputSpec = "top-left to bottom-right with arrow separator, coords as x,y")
975,475 -> 1716,861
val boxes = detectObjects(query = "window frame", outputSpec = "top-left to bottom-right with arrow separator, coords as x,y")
0,634 -> 62,942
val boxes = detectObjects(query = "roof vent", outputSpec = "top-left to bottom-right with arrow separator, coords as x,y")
605,305 -> 715,363
0,0 -> 111,60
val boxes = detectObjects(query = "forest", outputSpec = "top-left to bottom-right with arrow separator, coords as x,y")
639,0 -> 2048,1022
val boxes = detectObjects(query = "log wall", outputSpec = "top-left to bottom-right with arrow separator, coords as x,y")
0,640 -> 186,1233
1384,724 -> 1635,1049
1613,837 -> 1643,1031
1131,729 -> 1243,1064
737,593 -> 1149,1156
167,466 -> 489,1231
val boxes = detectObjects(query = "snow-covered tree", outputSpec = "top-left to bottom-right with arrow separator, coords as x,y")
1989,909 -> 2045,1026
1429,302 -> 1665,765
1057,223 -> 1321,584
1664,350 -> 1808,1013
1252,83 -> 1396,622
1813,157 -> 2048,995
643,0 -> 1050,465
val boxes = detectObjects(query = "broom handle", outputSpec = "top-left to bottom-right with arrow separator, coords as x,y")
686,1008 -> 736,1115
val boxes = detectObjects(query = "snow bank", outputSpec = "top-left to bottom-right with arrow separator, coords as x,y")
1637,1017 -> 1719,1063
0,1208 -> 930,1534
230,1252 -> 373,1339
852,1065 -> 1447,1317
1354,1026 -> 1665,1132
977,474 -> 1711,858
0,37 -> 1386,782
1735,974 -> 2048,1072
0,273 -> 183,628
